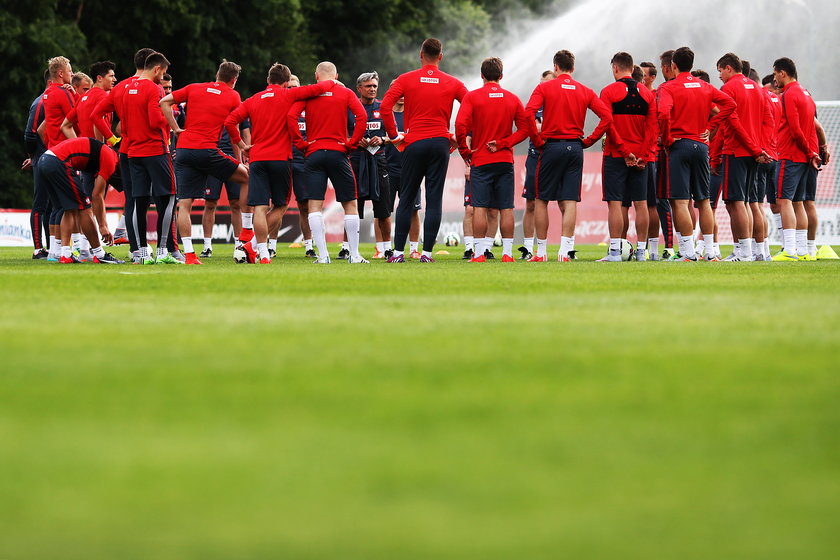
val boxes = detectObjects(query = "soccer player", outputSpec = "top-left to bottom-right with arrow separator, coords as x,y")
380,38 -> 468,263
350,71 -> 393,259
71,73 -> 92,97
226,62 -> 337,264
37,137 -> 124,264
24,70 -> 52,259
652,51 -> 676,259
381,80 -> 422,259
640,61 -> 657,91
598,52 -> 656,262
518,69 -> 554,260
761,73 -> 783,253
524,49 -> 611,262
120,52 -> 179,264
160,60 -> 250,265
455,57 -> 536,263
288,61 -> 367,264
284,74 -> 317,258
200,118 -> 250,258
770,57 -> 820,261
715,53 -> 772,261
91,47 -> 156,261
657,46 -> 740,261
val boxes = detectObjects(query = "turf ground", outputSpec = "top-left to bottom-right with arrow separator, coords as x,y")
1,243 -> 839,559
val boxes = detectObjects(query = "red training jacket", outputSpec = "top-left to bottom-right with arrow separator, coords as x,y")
287,84 -> 366,155
42,82 -> 76,149
776,81 -> 818,163
600,76 -> 657,161
171,81 -> 241,150
121,78 -> 170,157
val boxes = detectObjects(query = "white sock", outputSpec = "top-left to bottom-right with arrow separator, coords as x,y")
703,234 -> 715,256
384,240 -> 392,251
683,235 -> 696,259
394,250 -> 405,257
341,241 -> 349,251
308,212 -> 328,258
375,241 -> 384,253
49,236 -> 58,255
524,237 -> 534,252
502,238 -> 513,257
675,231 -> 683,247
560,236 -> 574,257
795,229 -> 807,256
250,236 -> 258,251
715,242 -> 721,257
739,239 -> 752,260
241,213 -> 253,229
117,215 -> 126,230
782,228 -> 796,255
608,237 -> 621,256
422,250 -> 433,258
269,239 -> 277,251
648,238 -> 659,255
695,239 -> 705,257
203,237 -> 212,250
807,239 -> 816,257
637,240 -> 647,251
345,215 -> 361,257
464,236 -> 474,251
61,245 -> 71,258
92,246 -> 105,258
764,241 -> 772,260
257,242 -> 269,260
773,213 -> 782,233
733,241 -> 741,256
484,237 -> 493,253
755,241 -> 765,257
410,241 -> 419,253
80,236 -> 91,252
182,237 -> 194,253
304,239 -> 313,251
71,233 -> 81,251
536,239 -> 547,258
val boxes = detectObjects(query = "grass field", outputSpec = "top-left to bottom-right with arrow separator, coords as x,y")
1,243 -> 839,559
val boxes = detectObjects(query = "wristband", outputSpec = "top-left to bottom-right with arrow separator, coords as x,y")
107,135 -> 120,147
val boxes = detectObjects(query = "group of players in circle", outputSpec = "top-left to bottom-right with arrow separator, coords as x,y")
23,38 -> 829,265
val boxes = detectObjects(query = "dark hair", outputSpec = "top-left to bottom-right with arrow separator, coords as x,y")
89,61 -> 116,81
268,63 -> 291,85
133,48 -> 156,70
748,69 -> 760,83
553,50 -> 575,72
541,70 -> 554,79
672,47 -> 694,72
716,52 -> 742,73
162,73 -> 172,82
741,60 -> 751,77
480,57 -> 503,81
773,57 -> 797,79
217,60 -> 241,83
43,69 -> 50,83
421,38 -> 442,59
640,61 -> 657,78
660,50 -> 675,66
631,65 -> 643,82
144,52 -> 170,71
762,73 -> 775,86
691,69 -> 710,83
611,51 -> 633,71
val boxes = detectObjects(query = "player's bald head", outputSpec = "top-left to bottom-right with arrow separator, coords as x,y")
315,61 -> 337,80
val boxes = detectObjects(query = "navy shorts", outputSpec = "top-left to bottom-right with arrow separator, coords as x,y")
603,155 -> 647,202
38,153 -> 91,211
464,178 -> 472,207
758,161 -> 778,204
119,152 -> 134,198
304,149 -> 357,202
129,154 -> 176,197
80,170 -> 95,198
721,155 -> 757,203
522,148 -> 538,199
351,156 -> 391,220
175,147 -> 239,200
800,165 -> 818,202
536,139 -> 583,201
388,173 -> 421,212
775,160 -> 809,201
470,162 -> 515,209
291,155 -> 307,202
665,139 -> 710,201
248,160 -> 292,207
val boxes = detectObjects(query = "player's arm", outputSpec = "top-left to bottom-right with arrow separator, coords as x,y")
36,119 -> 47,146
24,103 -> 41,156
583,92 -> 613,148
146,88 -> 168,131
346,93 -> 368,150
785,92 -> 819,163
60,107 -> 79,140
91,95 -> 119,145
816,118 -> 829,165
759,91 -> 774,155
287,101 -> 308,152
291,80 -> 335,101
453,95 -> 473,163
717,90 -> 762,157
380,77 -> 404,140
524,86 -> 546,148
642,90 -> 658,162
160,90 -> 185,135
495,101 -> 537,152
657,87 -> 675,147
600,87 -> 629,158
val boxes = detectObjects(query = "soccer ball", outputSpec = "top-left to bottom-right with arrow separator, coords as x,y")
620,239 -> 634,261
444,232 -> 460,247
493,233 -> 503,247
233,247 -> 249,264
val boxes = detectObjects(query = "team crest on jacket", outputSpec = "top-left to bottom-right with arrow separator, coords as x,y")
373,110 -> 381,119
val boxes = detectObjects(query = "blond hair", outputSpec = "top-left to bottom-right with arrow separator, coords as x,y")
48,56 -> 70,79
